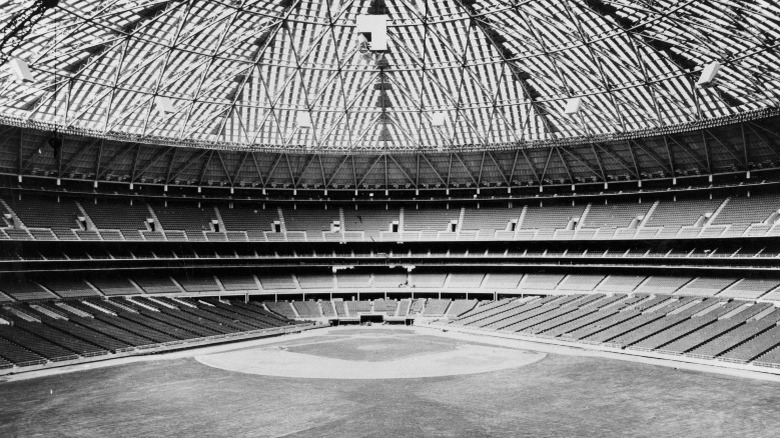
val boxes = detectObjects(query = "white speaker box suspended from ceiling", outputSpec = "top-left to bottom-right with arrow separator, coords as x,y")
356,15 -> 388,52
564,97 -> 582,115
297,112 -> 313,128
155,96 -> 175,114
696,61 -> 721,88
7,58 -> 34,83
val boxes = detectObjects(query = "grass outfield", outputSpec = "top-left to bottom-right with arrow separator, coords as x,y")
1,328 -> 780,437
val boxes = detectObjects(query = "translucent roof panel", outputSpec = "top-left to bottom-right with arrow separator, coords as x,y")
0,0 -> 778,153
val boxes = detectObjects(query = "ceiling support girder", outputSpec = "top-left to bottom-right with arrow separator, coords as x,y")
166,149 -> 211,184
96,142 -> 140,179
197,150 -> 214,185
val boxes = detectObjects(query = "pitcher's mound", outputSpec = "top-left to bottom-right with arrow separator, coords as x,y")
195,330 -> 544,379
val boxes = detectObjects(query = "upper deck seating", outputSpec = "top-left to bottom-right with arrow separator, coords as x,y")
460,207 -> 522,231
218,207 -> 279,231
150,203 -> 216,231
521,204 -> 585,239
643,198 -> 723,233
712,195 -> 780,227
343,207 -> 399,240
81,200 -> 150,231
1,194 -> 779,242
5,196 -> 80,232
282,207 -> 339,234
403,208 -> 459,232
582,202 -> 650,229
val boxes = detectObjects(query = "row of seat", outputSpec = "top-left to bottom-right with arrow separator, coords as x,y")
3,195 -> 780,240
5,226 -> 780,241
446,293 -> 780,368
2,241 -> 780,261
0,297 -> 302,369
2,273 -> 778,303
268,298 -> 481,319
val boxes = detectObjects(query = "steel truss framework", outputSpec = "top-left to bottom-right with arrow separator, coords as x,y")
3,116 -> 779,191
0,0 -> 778,152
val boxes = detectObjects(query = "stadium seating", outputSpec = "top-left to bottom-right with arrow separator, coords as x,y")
343,207 -> 399,241
2,195 -> 780,242
460,207 -> 521,238
175,276 -> 220,293
218,276 -> 258,292
711,195 -> 780,234
0,282 -> 58,301
422,299 -> 451,316
441,293 -> 780,368
446,299 -> 478,317
521,204 -> 585,239
40,280 -> 100,298
403,207 -> 460,232
264,301 -> 297,319
0,296 -> 305,368
292,301 -> 322,319
150,203 -> 217,231
132,277 -> 181,294
282,207 -> 339,239
81,200 -> 151,233
372,299 -> 398,315
345,300 -> 372,314
5,196 -> 81,231
3,187 -> 780,375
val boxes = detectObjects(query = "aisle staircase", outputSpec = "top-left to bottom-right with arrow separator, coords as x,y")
577,203 -> 592,230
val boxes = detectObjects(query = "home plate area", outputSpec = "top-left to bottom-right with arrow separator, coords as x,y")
195,328 -> 545,379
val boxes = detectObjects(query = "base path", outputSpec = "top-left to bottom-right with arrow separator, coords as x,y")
195,330 -> 545,379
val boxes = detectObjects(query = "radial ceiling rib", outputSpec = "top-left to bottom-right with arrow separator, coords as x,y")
0,0 -> 778,153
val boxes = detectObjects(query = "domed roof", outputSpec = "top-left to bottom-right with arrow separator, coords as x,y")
0,0 -> 778,152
